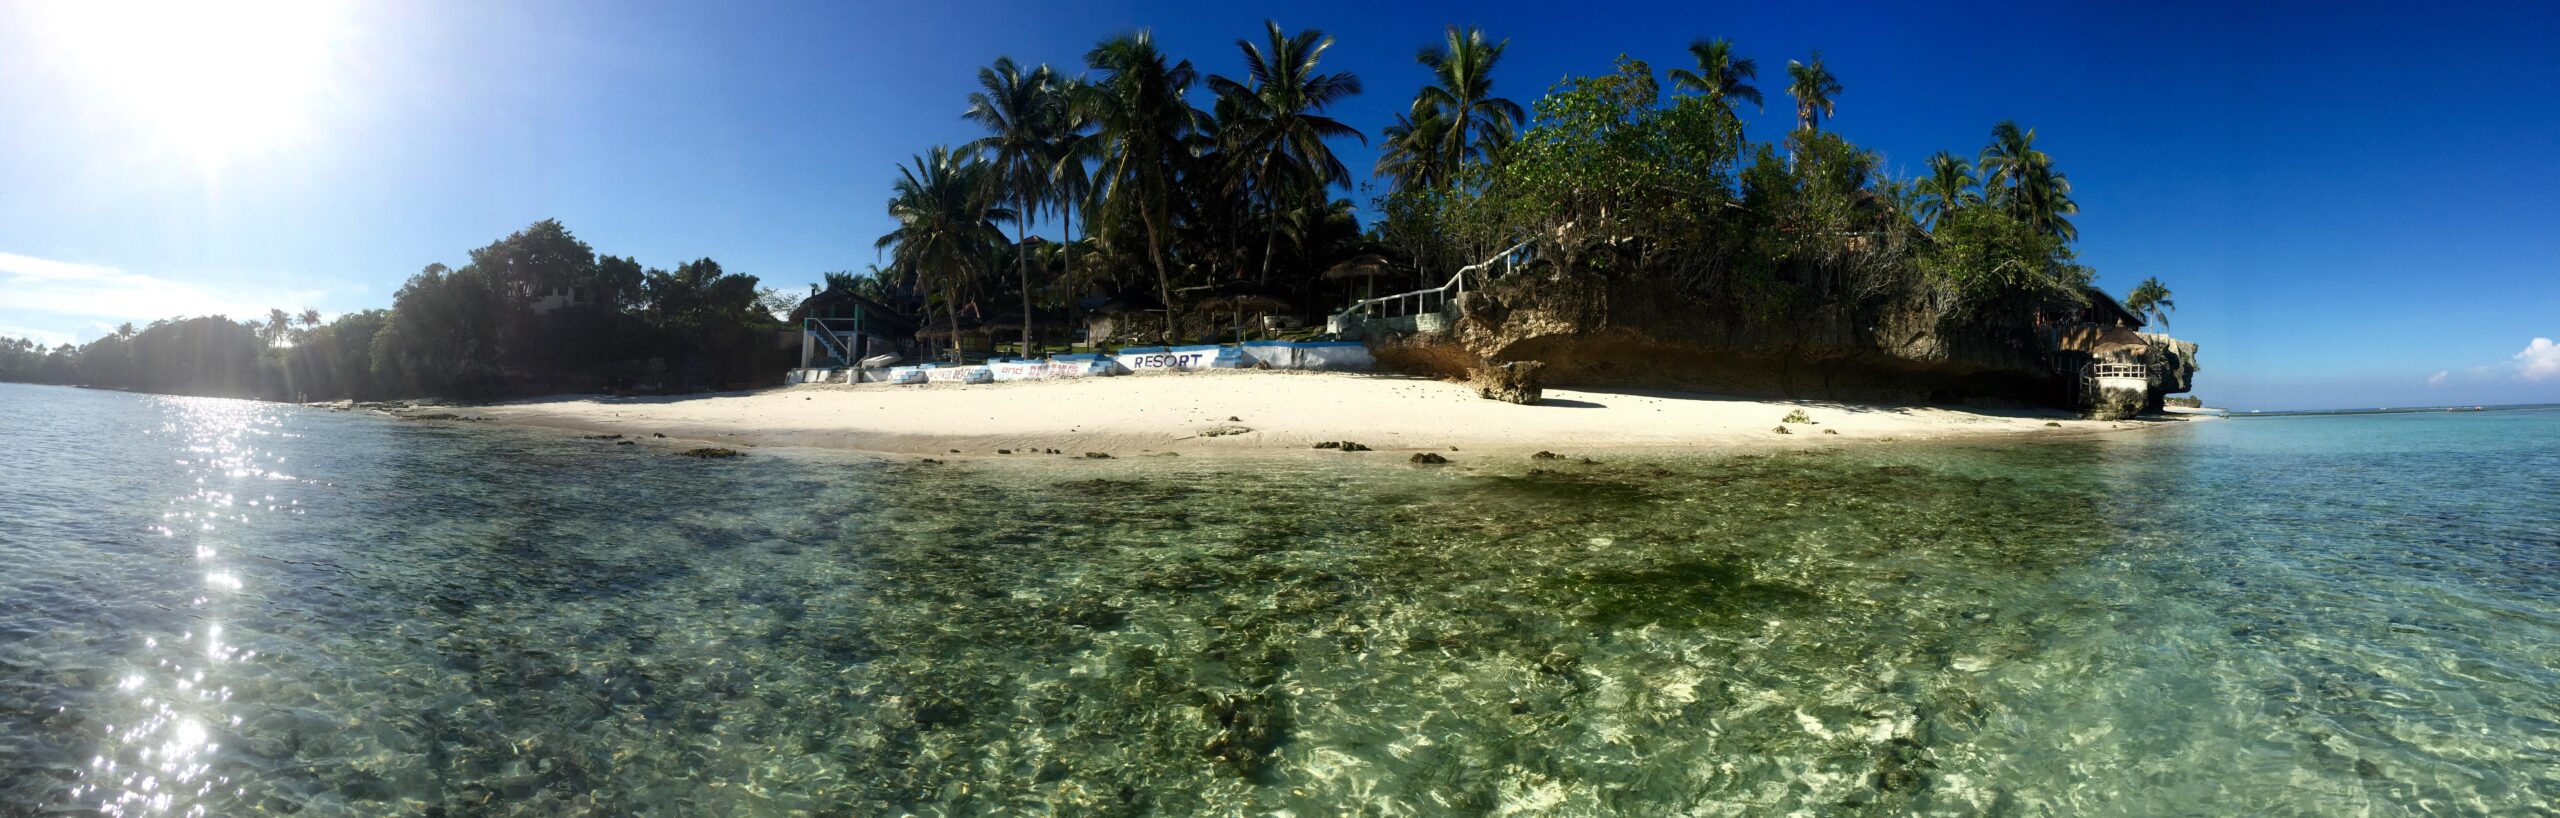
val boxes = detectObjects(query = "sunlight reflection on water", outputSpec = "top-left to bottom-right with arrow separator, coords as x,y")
0,386 -> 2552,816
75,396 -> 285,816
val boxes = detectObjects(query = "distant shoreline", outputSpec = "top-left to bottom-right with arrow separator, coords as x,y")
416,370 -> 2193,459
2227,403 -> 2559,418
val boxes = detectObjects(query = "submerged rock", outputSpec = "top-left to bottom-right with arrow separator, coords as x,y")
1200,689 -> 1286,776
1532,451 -> 1563,460
1410,452 -> 1449,464
1084,452 -> 1113,459
1199,424 -> 1254,437
677,447 -> 741,458
1871,737 -> 1935,795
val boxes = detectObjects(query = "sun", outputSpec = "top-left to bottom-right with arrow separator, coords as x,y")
29,0 -> 348,165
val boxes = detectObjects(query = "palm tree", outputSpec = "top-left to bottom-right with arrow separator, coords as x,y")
1915,151 -> 1981,230
965,56 -> 1060,357
1411,25 -> 1525,177
2016,160 -> 2078,242
264,309 -> 292,346
298,308 -> 323,333
1048,77 -> 1099,343
2123,277 -> 2174,328
1977,121 -> 2078,241
877,147 -> 1016,362
1210,20 -> 1364,284
1668,38 -> 1762,120
1976,120 -> 2038,195
1785,51 -> 1842,132
1082,32 -> 1205,343
1375,109 -> 1455,192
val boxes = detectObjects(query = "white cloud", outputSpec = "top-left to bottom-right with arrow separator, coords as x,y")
2426,370 -> 2449,387
0,251 -> 323,326
2518,338 -> 2560,381
0,324 -> 75,346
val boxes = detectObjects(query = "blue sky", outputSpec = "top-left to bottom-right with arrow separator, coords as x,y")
1,0 -> 2553,410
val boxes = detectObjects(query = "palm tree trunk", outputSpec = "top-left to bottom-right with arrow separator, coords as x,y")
946,282 -> 964,364
1017,216 -> 1034,359
1258,196 -> 1279,285
1142,210 -> 1174,345
1061,207 -> 1079,351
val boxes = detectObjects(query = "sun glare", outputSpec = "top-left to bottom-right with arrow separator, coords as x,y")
32,0 -> 348,165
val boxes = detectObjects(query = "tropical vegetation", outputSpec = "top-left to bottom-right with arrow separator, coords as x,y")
1,220 -> 785,400
4,21 -> 2180,398
2124,277 -> 2176,328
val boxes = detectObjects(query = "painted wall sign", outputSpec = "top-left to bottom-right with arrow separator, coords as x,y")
1113,350 -> 1213,372
990,360 -> 1113,381
922,366 -> 993,384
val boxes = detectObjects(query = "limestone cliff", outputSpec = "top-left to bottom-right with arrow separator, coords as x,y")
1362,273 -> 2196,415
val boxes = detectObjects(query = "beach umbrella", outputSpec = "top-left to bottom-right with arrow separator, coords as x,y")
983,309 -> 1073,357
1086,287 -> 1167,347
1190,279 -> 1291,344
1089,285 -> 1165,314
1323,253 -> 1397,303
1321,253 -> 1395,282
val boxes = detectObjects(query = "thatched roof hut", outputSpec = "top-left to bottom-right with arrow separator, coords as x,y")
2079,286 -> 2146,330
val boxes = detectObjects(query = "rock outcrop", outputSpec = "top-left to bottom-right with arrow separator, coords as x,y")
1472,361 -> 1545,404
1370,273 -> 2196,414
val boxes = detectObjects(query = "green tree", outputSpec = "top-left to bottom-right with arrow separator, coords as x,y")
1411,26 -> 1525,178
1915,151 -> 1981,230
1081,32 -> 1204,343
1977,121 -> 2078,242
1784,51 -> 1841,132
2124,277 -> 2175,328
1375,110 -> 1455,192
469,218 -> 606,304
1048,76 -> 1099,336
1209,20 -> 1364,284
264,308 -> 293,346
878,146 -> 1015,361
1489,58 -> 1741,274
966,56 -> 1061,356
644,258 -> 764,331
372,261 -> 506,396
1667,37 -> 1762,121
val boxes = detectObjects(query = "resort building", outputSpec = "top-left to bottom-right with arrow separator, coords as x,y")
793,289 -> 917,370
524,284 -> 596,315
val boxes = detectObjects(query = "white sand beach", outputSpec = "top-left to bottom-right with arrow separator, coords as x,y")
466,370 -> 2181,457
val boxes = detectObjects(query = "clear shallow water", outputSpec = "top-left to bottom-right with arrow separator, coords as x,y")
0,383 -> 2554,817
